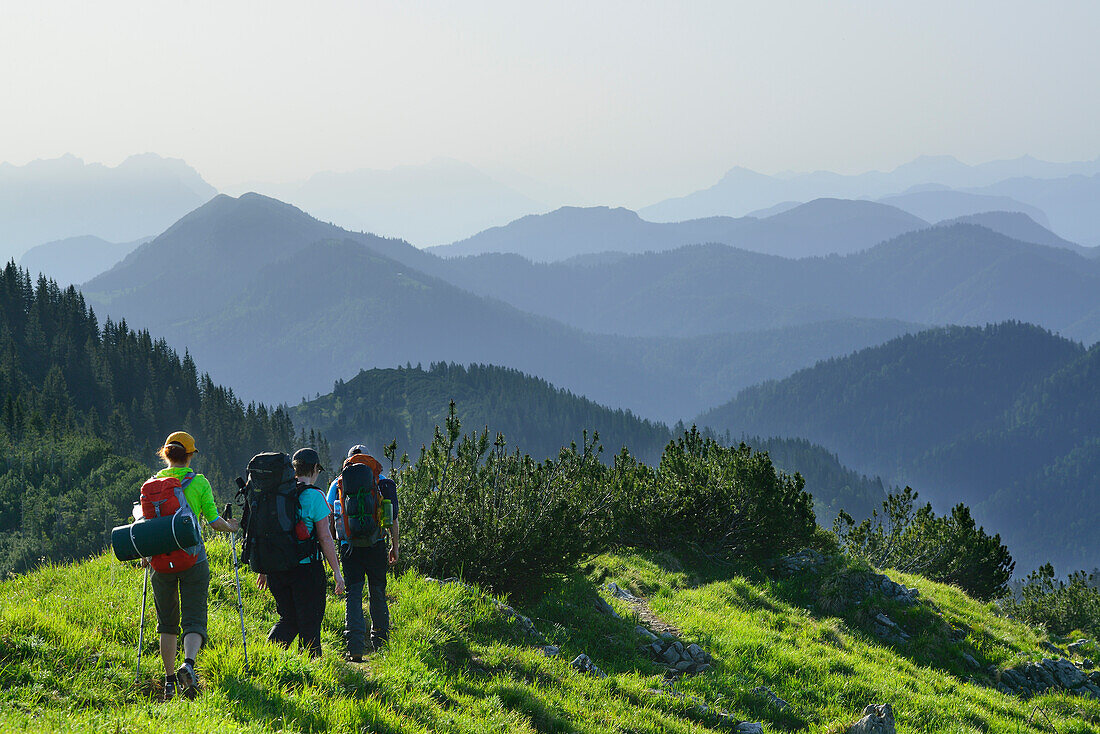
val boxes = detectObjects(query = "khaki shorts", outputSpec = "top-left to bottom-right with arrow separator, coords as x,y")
152,559 -> 210,643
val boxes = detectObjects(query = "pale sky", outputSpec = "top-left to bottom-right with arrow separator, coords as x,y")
3,0 -> 1099,206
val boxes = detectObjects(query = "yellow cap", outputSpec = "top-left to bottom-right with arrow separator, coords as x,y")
164,431 -> 198,454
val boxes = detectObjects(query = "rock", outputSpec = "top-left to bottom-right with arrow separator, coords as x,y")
593,595 -> 620,619
751,685 -> 789,711
635,625 -> 659,643
735,724 -> 764,734
541,645 -> 560,657
675,660 -> 695,673
775,548 -> 826,575
671,641 -> 685,656
687,643 -> 706,661
570,653 -> 607,678
607,582 -> 639,601
1076,681 -> 1100,700
962,653 -> 980,670
695,663 -> 711,673
872,612 -> 910,644
1082,658 -> 1095,670
662,646 -> 682,665
1051,658 -> 1086,689
1040,641 -> 1068,657
874,613 -> 898,629
1068,639 -> 1090,656
847,703 -> 895,734
649,641 -> 664,657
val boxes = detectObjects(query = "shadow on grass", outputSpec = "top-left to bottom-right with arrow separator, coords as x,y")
214,672 -> 399,734
484,682 -> 575,734
766,563 -> 1001,689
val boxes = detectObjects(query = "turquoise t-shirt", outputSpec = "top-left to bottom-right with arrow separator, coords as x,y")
298,485 -> 332,565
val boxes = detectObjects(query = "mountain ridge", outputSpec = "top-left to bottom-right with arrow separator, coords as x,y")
699,322 -> 1099,571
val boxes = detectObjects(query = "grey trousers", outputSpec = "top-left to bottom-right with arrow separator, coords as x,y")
340,541 -> 389,652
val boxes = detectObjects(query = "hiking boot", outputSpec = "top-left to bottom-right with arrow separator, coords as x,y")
345,643 -> 373,663
162,679 -> 177,702
175,661 -> 196,691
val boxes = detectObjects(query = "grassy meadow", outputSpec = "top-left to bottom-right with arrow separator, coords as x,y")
1,540 -> 1098,733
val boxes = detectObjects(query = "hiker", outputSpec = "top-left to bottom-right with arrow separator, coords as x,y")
146,431 -> 238,701
255,448 -> 345,657
327,444 -> 400,661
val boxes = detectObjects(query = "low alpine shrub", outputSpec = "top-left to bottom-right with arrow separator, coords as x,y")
395,404 -> 610,592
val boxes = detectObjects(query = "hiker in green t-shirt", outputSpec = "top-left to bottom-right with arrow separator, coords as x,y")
146,431 -> 239,701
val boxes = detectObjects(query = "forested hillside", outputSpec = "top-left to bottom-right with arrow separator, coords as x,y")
748,436 -> 887,524
701,322 -> 1099,571
294,363 -> 887,526
294,362 -> 672,464
0,263 -> 303,574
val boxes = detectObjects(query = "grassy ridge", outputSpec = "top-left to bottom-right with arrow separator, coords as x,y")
2,542 -> 1099,732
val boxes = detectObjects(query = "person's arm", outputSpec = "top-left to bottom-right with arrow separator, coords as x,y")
210,516 -> 239,533
316,519 -> 345,595
326,481 -> 339,541
389,517 -> 399,565
383,480 -> 400,564
195,476 -> 239,533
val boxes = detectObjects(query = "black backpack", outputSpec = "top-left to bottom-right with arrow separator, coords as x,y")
240,452 -> 314,573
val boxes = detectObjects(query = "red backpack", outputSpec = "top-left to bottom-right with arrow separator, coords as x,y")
140,471 -> 201,573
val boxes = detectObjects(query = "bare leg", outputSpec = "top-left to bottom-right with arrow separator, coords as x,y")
160,633 -> 177,673
182,632 -> 202,663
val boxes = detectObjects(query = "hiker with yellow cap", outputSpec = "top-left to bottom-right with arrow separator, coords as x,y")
145,431 -> 239,701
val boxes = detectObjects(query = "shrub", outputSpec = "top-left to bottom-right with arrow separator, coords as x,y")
395,404 -> 610,593
639,427 -> 817,562
833,486 -> 1014,600
1000,564 -> 1100,636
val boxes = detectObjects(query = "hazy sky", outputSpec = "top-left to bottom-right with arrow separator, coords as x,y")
3,1 -> 1099,206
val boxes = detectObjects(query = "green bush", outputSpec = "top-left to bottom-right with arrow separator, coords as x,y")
833,486 -> 1014,600
395,404 -> 610,592
999,564 -> 1100,636
617,427 -> 818,562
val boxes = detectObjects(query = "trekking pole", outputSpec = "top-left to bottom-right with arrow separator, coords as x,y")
136,564 -> 149,685
224,503 -> 249,674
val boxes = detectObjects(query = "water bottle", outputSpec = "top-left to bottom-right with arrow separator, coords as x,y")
382,499 -> 393,529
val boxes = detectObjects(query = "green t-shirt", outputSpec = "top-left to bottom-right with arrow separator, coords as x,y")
297,485 -> 331,565
156,467 -> 219,523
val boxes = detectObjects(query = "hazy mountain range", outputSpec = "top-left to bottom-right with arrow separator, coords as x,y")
699,323 -> 1100,573
436,224 -> 1100,342
223,158 -> 545,246
877,188 -> 1050,227
639,154 -> 1100,217
431,199 -> 928,261
19,235 -> 150,287
80,193 -> 919,421
640,155 -> 1100,246
0,153 -> 215,261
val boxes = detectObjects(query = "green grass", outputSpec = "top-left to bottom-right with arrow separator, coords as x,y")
1,541 -> 1098,733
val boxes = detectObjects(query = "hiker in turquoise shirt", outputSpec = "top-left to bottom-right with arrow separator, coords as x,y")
256,448 -> 345,657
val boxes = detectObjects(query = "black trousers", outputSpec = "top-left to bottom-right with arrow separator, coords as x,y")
266,561 -> 327,658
